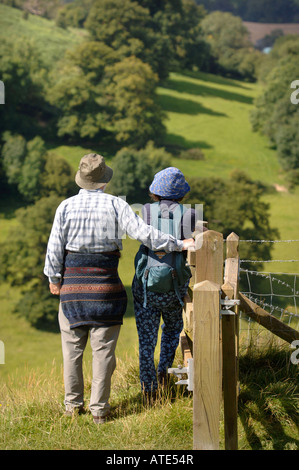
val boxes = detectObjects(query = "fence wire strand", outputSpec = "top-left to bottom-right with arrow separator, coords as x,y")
231,238 -> 299,348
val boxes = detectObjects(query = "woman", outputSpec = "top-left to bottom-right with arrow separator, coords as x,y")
132,167 -> 197,401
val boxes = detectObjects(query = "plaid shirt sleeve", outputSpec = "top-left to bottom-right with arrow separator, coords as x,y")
44,202 -> 66,284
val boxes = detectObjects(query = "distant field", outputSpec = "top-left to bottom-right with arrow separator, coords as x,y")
157,71 -> 281,185
244,21 -> 299,45
0,4 -> 86,63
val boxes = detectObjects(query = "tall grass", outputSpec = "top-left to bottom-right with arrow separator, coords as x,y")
0,341 -> 298,450
238,341 -> 299,450
0,354 -> 194,450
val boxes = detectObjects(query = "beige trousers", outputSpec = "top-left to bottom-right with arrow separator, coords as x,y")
58,304 -> 121,417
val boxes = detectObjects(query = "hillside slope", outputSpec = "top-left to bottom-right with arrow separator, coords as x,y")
0,3 -> 86,63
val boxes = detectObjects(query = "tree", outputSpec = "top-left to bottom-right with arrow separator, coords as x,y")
185,170 -> 279,269
46,60 -> 108,139
149,0 -> 208,70
41,153 -> 77,198
275,116 -> 299,171
0,38 -> 50,138
251,36 -> 299,173
85,0 -> 209,79
85,0 -> 172,79
108,142 -> 171,204
1,132 -> 27,186
1,133 -> 77,200
56,0 -> 93,28
0,195 -> 63,328
195,0 -> 299,23
18,136 -> 47,201
102,56 -> 166,146
201,11 -> 261,80
1,133 -> 46,202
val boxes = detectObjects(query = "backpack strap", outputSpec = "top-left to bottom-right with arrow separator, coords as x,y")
142,268 -> 149,308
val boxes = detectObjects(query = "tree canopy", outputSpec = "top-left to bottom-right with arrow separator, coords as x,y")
201,11 -> 262,80
195,0 -> 299,23
251,36 -> 299,173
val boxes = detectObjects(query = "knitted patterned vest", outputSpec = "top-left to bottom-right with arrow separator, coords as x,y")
60,252 -> 127,329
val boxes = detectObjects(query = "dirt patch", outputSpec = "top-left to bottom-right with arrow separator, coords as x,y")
274,183 -> 288,193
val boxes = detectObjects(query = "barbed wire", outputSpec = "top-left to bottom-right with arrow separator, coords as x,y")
240,269 -> 299,295
227,238 -> 299,343
240,259 -> 299,263
241,294 -> 299,319
238,239 -> 299,243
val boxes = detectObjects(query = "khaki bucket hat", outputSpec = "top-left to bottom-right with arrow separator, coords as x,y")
75,153 -> 113,189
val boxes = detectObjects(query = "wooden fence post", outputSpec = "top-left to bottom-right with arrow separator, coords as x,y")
193,230 -> 223,450
195,230 -> 224,285
193,280 -> 221,450
222,232 -> 239,450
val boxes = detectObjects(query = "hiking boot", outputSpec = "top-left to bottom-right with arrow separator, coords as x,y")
92,412 -> 111,424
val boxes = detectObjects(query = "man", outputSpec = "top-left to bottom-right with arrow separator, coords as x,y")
44,153 -> 194,424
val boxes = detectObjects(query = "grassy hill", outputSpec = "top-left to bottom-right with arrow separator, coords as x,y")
0,5 -> 298,450
51,71 -> 299,275
0,3 -> 87,64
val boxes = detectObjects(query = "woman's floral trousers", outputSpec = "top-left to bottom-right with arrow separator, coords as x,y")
132,276 -> 188,393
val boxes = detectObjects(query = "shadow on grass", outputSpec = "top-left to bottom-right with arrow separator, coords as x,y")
180,70 -> 251,90
157,93 -> 228,116
112,376 -> 192,420
162,76 -> 253,105
238,347 -> 299,450
161,134 -> 214,155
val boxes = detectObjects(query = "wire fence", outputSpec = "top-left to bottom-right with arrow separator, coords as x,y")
231,238 -> 299,348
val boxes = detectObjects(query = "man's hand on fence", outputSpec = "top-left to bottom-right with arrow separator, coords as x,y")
49,282 -> 61,295
182,238 -> 195,250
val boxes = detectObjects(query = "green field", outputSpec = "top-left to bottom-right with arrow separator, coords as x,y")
0,5 -> 298,450
51,71 -> 299,274
0,3 -> 86,64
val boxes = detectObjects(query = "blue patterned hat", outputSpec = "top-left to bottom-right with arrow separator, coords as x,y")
149,167 -> 190,199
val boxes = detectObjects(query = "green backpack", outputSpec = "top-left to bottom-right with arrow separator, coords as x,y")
134,202 -> 191,308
